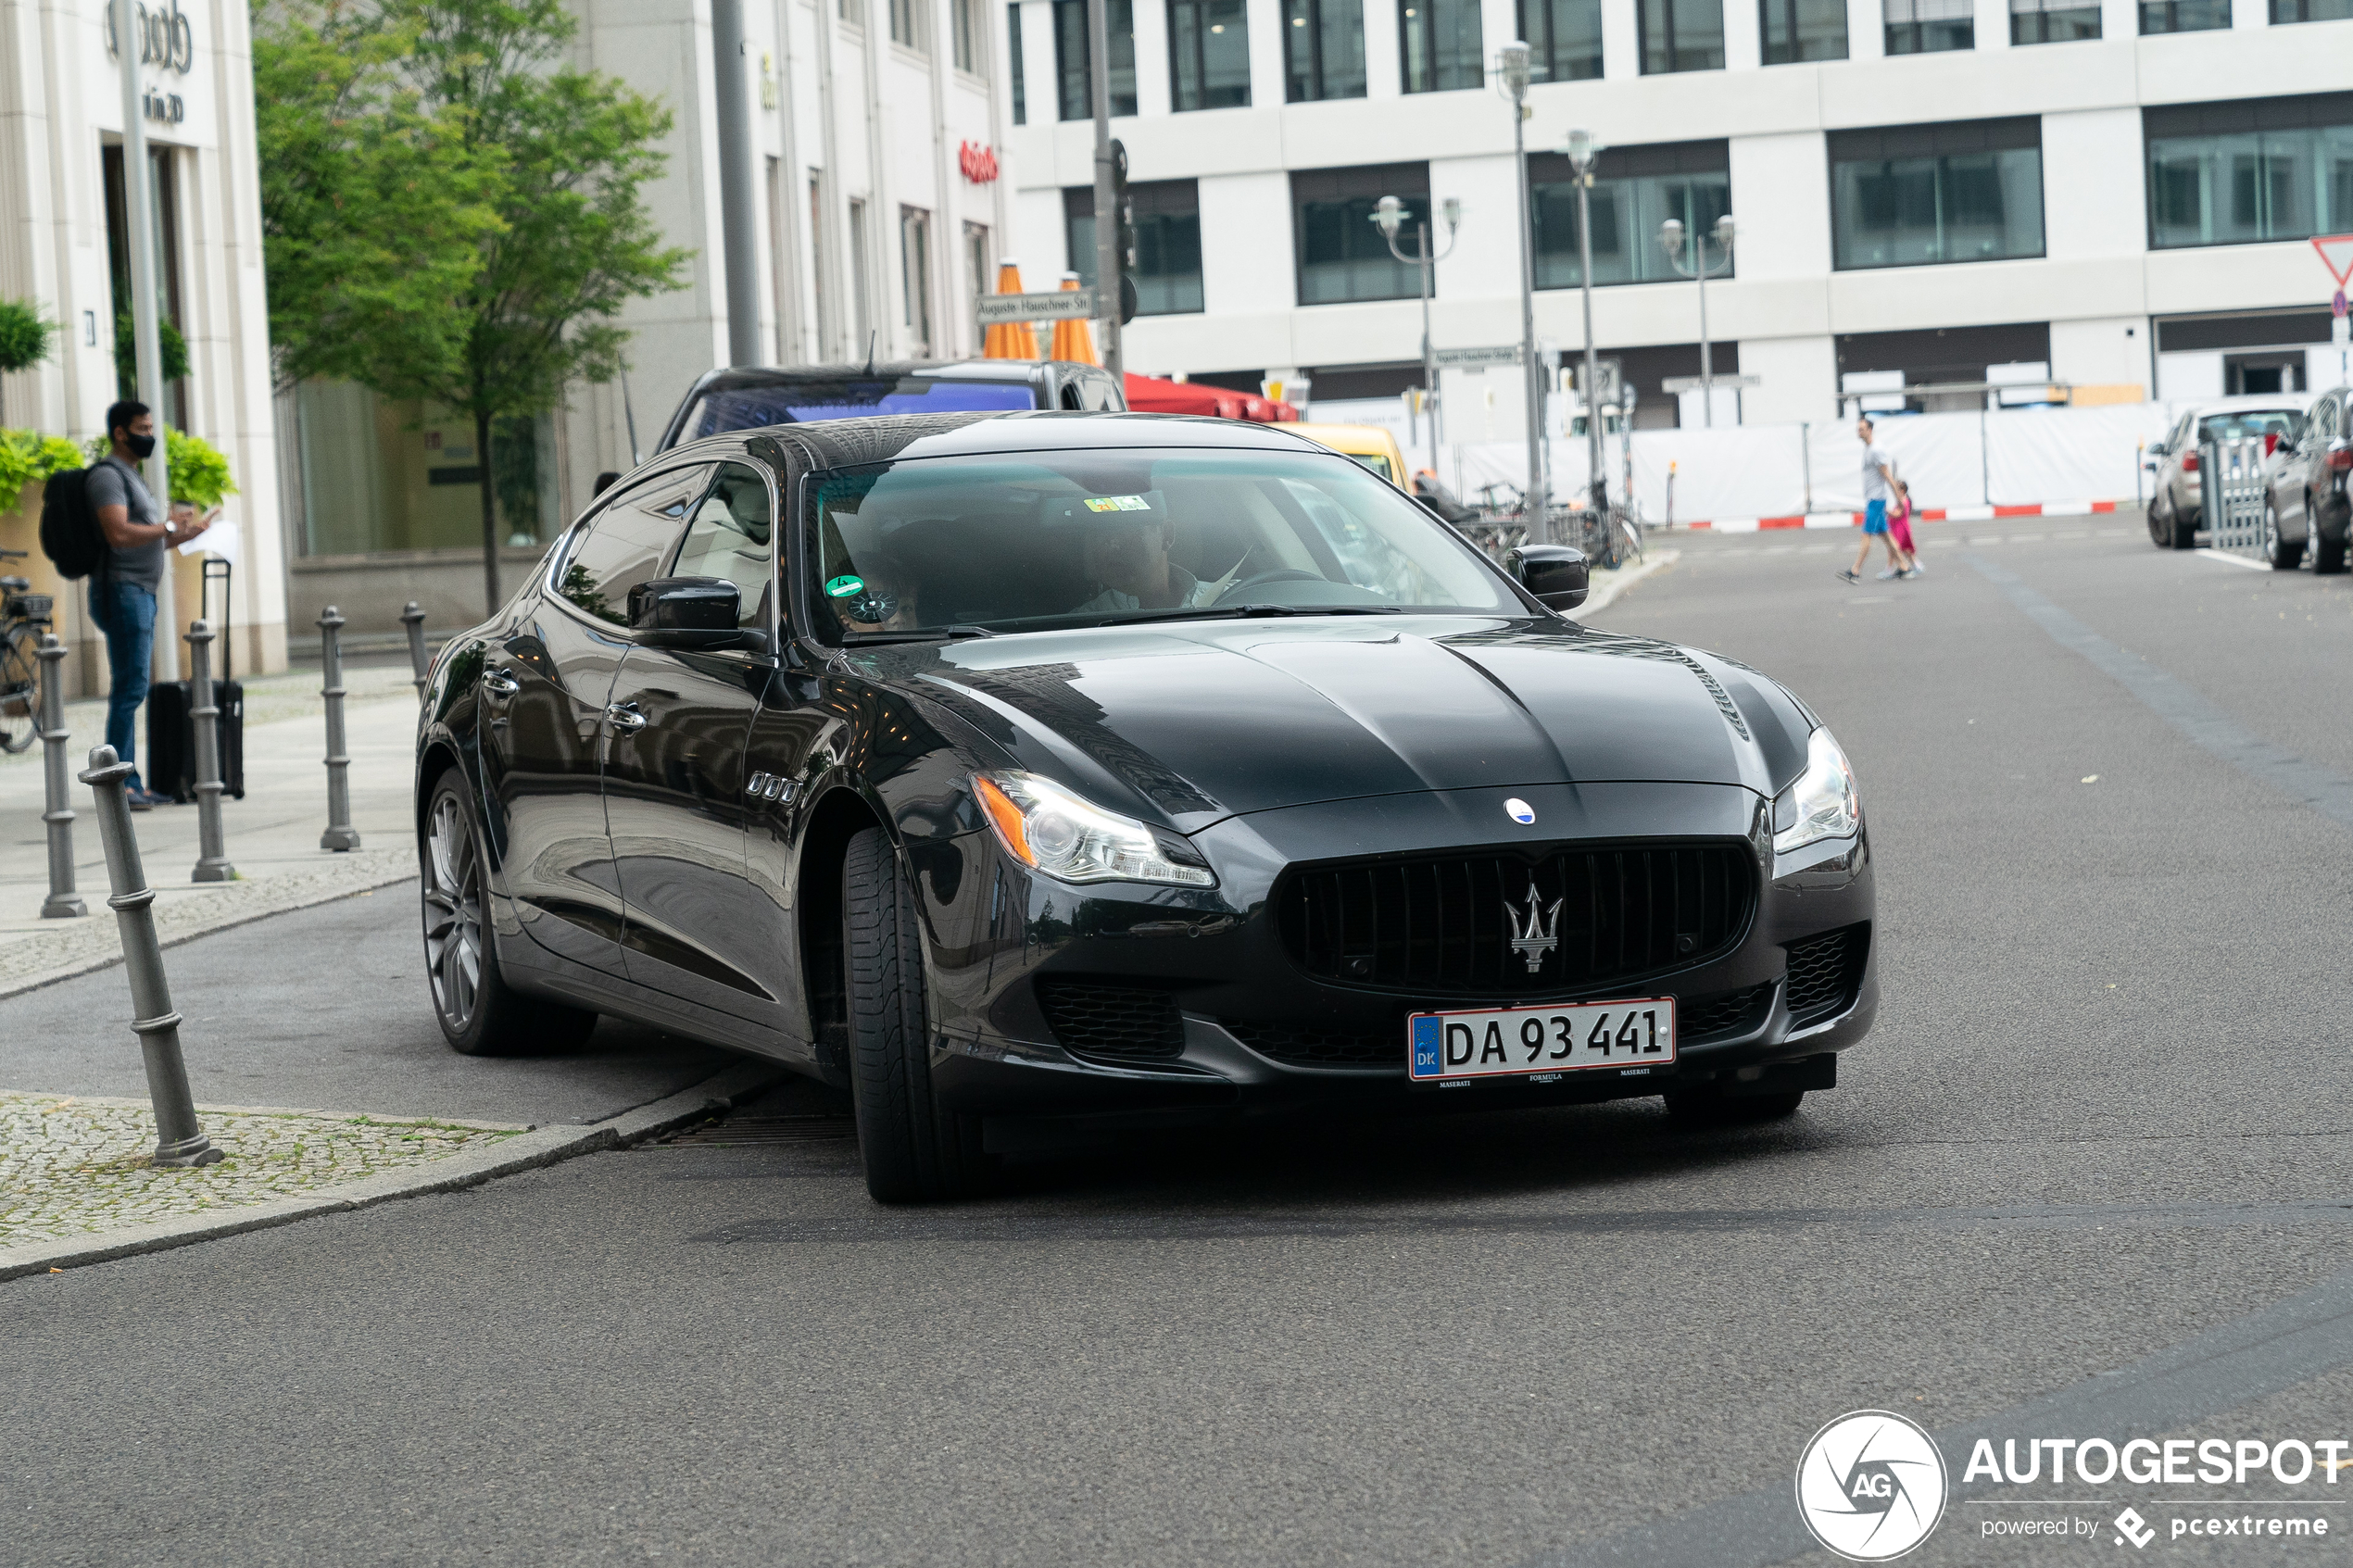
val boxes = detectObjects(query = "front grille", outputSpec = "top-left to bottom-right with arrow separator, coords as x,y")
1680,982 -> 1773,1042
1225,1022 -> 1395,1069
1784,924 -> 1869,1026
1038,980 -> 1187,1065
1277,842 -> 1755,997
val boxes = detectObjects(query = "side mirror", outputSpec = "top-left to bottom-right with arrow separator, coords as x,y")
628,577 -> 748,648
1505,545 -> 1590,611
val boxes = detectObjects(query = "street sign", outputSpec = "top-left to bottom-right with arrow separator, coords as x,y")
2335,289 -> 2348,318
2314,234 -> 2353,288
975,288 -> 1100,324
1661,374 -> 1761,393
1432,344 -> 1524,370
1576,358 -> 1621,407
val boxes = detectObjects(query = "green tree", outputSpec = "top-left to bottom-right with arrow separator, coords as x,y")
250,2 -> 504,393
254,0 -> 689,615
113,311 -> 190,398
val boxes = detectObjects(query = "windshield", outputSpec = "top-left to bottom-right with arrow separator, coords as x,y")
2197,409 -> 2304,444
804,447 -> 1521,638
682,378 -> 1038,442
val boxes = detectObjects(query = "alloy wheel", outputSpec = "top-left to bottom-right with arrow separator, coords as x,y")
422,792 -> 484,1032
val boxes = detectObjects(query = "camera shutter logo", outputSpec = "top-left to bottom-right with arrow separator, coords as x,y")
1794,1411 -> 1948,1562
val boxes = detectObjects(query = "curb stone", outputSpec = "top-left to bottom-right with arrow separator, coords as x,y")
0,1058 -> 789,1283
1572,548 -> 1679,621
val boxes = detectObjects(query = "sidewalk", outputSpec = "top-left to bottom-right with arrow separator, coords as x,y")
0,660 -> 426,997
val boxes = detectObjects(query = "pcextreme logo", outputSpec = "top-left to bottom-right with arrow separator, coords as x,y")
1796,1411 -> 1950,1561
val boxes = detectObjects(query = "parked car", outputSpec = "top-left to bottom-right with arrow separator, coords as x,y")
2145,396 -> 2311,549
2260,385 -> 2353,571
1286,421 -> 1412,487
658,359 -> 1125,451
415,411 -> 1875,1202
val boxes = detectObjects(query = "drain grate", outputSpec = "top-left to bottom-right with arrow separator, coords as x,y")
661,1114 -> 857,1146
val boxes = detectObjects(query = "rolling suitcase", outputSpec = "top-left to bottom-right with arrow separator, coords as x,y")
146,558 -> 245,803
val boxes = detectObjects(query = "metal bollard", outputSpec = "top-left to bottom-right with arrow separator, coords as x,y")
186,618 -> 235,883
80,744 -> 224,1168
318,606 -> 361,851
36,633 -> 86,919
399,600 -> 429,700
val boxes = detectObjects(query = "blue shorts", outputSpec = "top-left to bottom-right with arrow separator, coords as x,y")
1863,498 -> 1888,534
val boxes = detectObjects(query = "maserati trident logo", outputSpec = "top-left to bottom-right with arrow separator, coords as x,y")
1505,883 -> 1562,972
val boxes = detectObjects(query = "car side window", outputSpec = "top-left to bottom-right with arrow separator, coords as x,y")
556,465 -> 708,625
665,461 -> 774,630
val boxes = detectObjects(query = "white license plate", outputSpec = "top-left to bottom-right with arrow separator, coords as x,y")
1408,997 -> 1677,1084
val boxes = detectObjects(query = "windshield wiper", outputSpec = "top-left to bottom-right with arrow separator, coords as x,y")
839,625 -> 997,645
1091,604 -> 1405,628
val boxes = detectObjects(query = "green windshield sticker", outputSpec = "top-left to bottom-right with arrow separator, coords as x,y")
824,574 -> 865,598
1082,495 -> 1152,513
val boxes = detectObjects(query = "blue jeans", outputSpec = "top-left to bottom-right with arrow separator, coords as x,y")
88,577 -> 156,788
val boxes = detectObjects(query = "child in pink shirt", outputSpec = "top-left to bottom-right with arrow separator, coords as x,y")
1888,480 -> 1923,579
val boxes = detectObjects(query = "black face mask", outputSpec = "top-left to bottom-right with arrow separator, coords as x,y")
123,433 -> 157,460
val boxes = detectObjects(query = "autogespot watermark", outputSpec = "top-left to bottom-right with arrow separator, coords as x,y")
1797,1411 -> 1950,1561
1798,1415 -> 2348,1556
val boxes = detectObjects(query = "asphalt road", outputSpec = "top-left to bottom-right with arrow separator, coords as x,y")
8,510 -> 2353,1568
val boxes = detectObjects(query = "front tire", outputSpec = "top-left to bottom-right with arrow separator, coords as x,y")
421,773 -> 598,1057
2264,501 -> 2302,570
2311,497 -> 2347,574
843,826 -> 986,1203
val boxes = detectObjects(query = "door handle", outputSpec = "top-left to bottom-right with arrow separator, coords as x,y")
604,702 -> 648,733
481,671 -> 521,696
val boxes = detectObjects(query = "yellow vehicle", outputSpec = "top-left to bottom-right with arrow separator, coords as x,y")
1287,423 -> 1412,489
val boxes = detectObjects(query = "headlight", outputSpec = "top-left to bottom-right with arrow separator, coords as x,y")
1772,727 -> 1859,856
972,771 -> 1216,888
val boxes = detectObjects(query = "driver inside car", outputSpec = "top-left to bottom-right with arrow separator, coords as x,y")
1073,503 -> 1245,615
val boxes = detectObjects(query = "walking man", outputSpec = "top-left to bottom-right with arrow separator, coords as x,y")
88,399 -> 208,809
1838,416 -> 1904,584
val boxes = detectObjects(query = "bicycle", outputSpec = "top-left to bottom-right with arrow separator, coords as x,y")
1,547 -> 54,754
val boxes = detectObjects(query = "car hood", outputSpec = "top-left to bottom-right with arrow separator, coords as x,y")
882,616 -> 1812,834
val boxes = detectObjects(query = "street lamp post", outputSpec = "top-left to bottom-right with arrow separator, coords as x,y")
1372,194 -> 1463,483
1564,129 -> 1606,514
1660,212 -> 1735,428
1500,41 -> 1545,540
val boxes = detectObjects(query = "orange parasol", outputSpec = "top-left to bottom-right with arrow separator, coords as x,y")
981,258 -> 1039,359
1048,272 -> 1097,365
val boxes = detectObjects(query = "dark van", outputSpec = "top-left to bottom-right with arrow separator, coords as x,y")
658,360 -> 1126,452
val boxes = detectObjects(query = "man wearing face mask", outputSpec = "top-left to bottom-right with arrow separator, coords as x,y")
87,400 -> 211,809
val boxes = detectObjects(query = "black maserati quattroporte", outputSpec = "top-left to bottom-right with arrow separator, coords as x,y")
415,412 -> 1875,1200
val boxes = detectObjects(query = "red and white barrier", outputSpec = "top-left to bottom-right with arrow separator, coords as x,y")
1682,500 -> 2130,532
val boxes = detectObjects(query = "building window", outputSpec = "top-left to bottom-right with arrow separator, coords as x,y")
1170,0 -> 1252,109
1400,0 -> 1483,92
2140,0 -> 2229,30
1530,141 -> 1730,288
1519,0 -> 1603,80
810,176 -> 836,357
2145,94 -> 2353,251
953,0 -> 979,68
1065,181 -> 1205,314
901,207 -> 934,356
2272,0 -> 2353,19
1639,0 -> 1725,73
1829,118 -> 2045,270
848,197 -> 873,351
891,0 -> 925,47
1010,4 -> 1027,121
1285,0 -> 1366,102
1884,0 -> 1972,51
1759,0 -> 1845,60
1056,0 -> 1137,119
2010,0 -> 2100,41
841,0 -> 863,24
1291,163 -> 1427,304
964,221 -> 991,343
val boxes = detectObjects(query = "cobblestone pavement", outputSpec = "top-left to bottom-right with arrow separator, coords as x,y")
0,1090 -> 522,1245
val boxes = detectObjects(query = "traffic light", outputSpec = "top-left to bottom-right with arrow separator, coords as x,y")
1111,138 -> 1139,325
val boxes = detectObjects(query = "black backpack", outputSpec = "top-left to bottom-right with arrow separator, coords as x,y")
38,467 -> 107,581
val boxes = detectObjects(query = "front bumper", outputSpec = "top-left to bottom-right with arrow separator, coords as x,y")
921,782 -> 1877,1126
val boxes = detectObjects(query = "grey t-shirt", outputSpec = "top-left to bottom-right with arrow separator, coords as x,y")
1861,444 -> 1893,503
85,457 -> 163,593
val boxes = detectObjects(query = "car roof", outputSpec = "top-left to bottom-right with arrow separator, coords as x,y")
711,408 -> 1336,472
2180,395 -> 2316,417
1286,422 -> 1401,455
